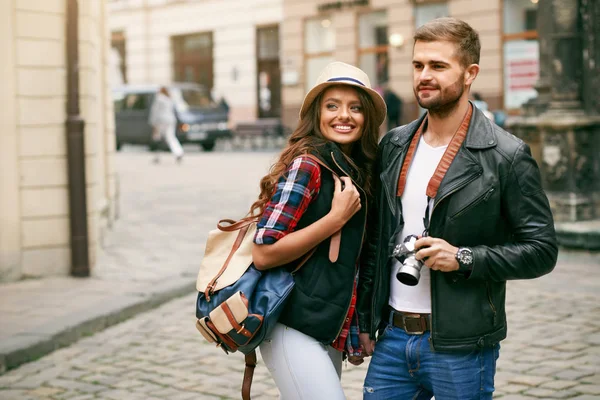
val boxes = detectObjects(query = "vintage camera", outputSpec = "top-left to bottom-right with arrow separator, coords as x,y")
392,234 -> 424,286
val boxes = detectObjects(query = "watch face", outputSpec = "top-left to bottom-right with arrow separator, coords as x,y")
458,248 -> 473,265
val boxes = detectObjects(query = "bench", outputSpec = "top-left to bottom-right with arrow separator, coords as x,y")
233,118 -> 291,149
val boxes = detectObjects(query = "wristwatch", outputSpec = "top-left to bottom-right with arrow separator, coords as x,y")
455,247 -> 474,276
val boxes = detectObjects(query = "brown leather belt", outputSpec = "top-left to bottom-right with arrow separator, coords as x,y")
389,307 -> 431,335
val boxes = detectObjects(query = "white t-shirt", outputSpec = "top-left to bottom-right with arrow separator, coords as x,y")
389,136 -> 447,313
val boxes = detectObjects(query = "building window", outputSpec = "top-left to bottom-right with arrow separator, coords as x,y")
504,0 -> 537,36
304,17 -> 335,92
110,31 -> 127,85
414,2 -> 449,28
358,11 -> 388,90
257,25 -> 281,119
172,32 -> 214,91
503,0 -> 539,110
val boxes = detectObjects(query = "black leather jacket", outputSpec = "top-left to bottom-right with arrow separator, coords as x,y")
357,105 -> 558,351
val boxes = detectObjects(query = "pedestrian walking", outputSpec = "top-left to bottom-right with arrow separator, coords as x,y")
148,86 -> 184,163
357,17 -> 558,400
251,61 -> 386,399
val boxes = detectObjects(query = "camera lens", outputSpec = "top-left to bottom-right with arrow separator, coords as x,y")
395,251 -> 423,286
396,270 -> 419,286
392,234 -> 423,286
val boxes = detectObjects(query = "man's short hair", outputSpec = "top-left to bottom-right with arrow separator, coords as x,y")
413,17 -> 481,67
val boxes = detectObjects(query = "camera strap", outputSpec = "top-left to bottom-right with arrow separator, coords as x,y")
396,104 -> 473,233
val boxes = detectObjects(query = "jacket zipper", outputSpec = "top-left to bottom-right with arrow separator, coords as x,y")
330,152 -> 368,341
427,170 -> 482,347
429,171 -> 482,227
429,275 -> 436,349
449,187 -> 495,220
485,281 -> 497,324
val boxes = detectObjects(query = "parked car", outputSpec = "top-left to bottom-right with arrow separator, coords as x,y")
112,82 -> 231,151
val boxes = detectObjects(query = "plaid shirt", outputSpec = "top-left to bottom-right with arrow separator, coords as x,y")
254,155 -> 361,355
254,156 -> 321,244
331,279 -> 361,355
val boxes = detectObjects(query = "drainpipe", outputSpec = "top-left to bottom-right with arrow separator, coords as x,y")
66,0 -> 90,277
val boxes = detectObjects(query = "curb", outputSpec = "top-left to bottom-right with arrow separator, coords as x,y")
556,221 -> 600,251
557,230 -> 600,250
0,278 -> 196,374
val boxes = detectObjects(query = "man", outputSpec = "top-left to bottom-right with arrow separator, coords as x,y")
148,86 -> 184,164
357,18 -> 557,400
383,83 -> 403,131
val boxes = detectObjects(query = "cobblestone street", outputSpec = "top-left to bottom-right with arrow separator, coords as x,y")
0,149 -> 599,400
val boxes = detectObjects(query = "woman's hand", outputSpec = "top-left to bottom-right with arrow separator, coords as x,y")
253,175 -> 361,270
329,175 -> 361,225
359,332 -> 375,356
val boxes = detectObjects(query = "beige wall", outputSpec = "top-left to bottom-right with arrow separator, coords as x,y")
0,0 -> 21,282
281,0 -> 504,127
0,0 -> 116,282
108,0 -> 284,126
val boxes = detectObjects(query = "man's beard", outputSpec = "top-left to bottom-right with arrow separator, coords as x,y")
415,77 -> 465,118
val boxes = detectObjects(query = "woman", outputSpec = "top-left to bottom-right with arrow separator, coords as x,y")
250,62 -> 386,399
148,86 -> 184,163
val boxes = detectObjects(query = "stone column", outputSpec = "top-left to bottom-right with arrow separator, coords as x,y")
538,0 -> 600,222
580,0 -> 600,116
546,0 -> 584,112
507,0 -> 600,237
523,0 -> 552,116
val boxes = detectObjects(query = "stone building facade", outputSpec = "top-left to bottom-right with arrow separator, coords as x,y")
108,0 -> 284,126
0,0 -> 117,282
108,0 -> 541,130
281,0 -> 540,129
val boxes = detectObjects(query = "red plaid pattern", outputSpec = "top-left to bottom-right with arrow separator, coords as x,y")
332,279 -> 357,352
254,156 -> 321,244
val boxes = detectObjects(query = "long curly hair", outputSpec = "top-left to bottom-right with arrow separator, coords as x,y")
248,85 -> 380,218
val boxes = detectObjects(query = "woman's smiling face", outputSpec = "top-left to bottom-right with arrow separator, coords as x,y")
319,85 -> 365,154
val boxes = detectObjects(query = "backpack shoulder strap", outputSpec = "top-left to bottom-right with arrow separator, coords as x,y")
217,217 -> 257,232
205,218 -> 259,299
242,350 -> 257,400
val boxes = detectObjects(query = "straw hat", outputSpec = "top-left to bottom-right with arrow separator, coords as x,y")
300,61 -> 387,126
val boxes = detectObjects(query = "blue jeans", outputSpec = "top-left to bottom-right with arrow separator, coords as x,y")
363,321 -> 500,400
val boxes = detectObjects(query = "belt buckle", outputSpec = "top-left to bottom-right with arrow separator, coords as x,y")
402,314 -> 426,335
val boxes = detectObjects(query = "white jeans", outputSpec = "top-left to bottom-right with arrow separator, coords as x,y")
157,122 -> 183,157
259,323 -> 346,400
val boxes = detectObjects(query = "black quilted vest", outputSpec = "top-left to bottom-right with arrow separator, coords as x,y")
278,143 -> 368,344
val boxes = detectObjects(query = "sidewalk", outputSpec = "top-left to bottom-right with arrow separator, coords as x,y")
1,249 -> 598,399
0,150 -> 278,374
0,150 -> 599,399
0,276 -> 195,373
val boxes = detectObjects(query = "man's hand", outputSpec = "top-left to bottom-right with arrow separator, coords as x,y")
347,354 -> 365,366
415,236 -> 459,272
359,332 -> 375,356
